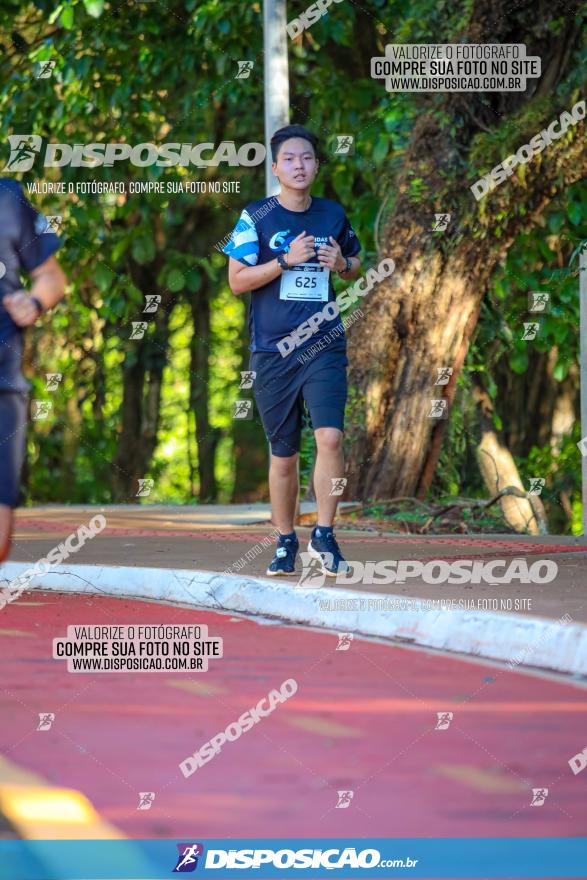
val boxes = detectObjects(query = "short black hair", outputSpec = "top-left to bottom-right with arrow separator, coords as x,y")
270,125 -> 319,161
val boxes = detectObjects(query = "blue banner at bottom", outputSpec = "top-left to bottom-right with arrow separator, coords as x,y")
0,837 -> 582,879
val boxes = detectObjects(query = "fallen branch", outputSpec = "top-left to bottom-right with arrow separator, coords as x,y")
418,486 -> 529,534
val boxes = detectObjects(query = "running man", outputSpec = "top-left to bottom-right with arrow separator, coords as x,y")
0,179 -> 66,561
224,124 -> 362,577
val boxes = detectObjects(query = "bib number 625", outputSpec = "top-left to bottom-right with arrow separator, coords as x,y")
295,276 -> 317,288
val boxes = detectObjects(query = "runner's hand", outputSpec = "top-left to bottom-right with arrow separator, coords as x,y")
285,231 -> 315,266
3,291 -> 41,327
317,236 -> 346,271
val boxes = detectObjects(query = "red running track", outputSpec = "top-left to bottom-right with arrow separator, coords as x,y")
0,591 -> 586,842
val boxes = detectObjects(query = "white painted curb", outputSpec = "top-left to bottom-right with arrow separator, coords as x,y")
1,561 -> 585,676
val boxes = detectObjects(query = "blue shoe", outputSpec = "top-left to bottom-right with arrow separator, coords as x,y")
266,533 -> 299,576
307,527 -> 349,577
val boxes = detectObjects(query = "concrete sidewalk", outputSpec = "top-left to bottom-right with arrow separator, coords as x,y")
3,505 -> 587,677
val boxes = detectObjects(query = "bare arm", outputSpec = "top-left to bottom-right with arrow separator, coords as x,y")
2,255 -> 67,327
30,255 -> 67,310
337,256 -> 362,281
228,231 -> 317,295
228,256 -> 282,296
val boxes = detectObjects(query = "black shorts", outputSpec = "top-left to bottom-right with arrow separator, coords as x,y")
0,391 -> 28,508
250,335 -> 348,457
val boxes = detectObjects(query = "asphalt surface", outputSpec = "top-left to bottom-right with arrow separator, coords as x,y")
0,591 -> 586,841
8,506 -> 587,623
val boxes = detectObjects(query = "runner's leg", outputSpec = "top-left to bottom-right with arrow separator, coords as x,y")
0,505 -> 13,562
0,391 -> 28,562
269,451 -> 299,535
314,427 -> 344,528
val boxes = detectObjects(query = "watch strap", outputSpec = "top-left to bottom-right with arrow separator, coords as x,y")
29,295 -> 44,316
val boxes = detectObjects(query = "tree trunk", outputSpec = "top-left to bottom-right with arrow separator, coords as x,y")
473,379 -> 547,534
344,1 -> 585,501
112,259 -> 171,501
189,276 -> 219,502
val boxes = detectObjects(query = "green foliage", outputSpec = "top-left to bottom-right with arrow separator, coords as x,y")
2,0 -> 585,534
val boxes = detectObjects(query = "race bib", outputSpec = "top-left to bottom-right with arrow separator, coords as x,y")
279,262 -> 330,302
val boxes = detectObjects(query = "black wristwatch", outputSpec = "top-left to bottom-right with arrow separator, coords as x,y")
277,253 -> 289,270
29,295 -> 44,317
338,256 -> 352,275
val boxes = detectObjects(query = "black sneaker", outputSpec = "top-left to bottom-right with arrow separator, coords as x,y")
266,533 -> 299,576
307,527 -> 349,577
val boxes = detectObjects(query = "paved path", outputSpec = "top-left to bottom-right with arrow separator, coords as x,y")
0,591 -> 585,841
8,506 -> 587,623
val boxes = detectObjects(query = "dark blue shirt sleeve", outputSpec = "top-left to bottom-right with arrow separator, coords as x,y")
16,185 -> 62,272
339,213 -> 362,259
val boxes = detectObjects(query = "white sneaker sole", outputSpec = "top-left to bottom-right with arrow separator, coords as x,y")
306,541 -> 339,577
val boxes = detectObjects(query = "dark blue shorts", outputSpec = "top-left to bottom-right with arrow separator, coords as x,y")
250,335 -> 348,457
0,392 -> 28,508
0,342 -> 29,508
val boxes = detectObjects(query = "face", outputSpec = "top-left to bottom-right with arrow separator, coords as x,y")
272,137 -> 319,190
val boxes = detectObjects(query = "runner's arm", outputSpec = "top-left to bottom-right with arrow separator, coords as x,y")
29,255 -> 67,310
228,256 -> 282,296
337,256 -> 362,281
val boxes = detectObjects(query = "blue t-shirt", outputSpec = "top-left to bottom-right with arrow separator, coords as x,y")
223,196 -> 361,353
0,179 -> 62,351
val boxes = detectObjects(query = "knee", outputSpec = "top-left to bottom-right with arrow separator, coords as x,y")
315,428 -> 343,454
0,507 -> 13,562
270,453 -> 299,477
